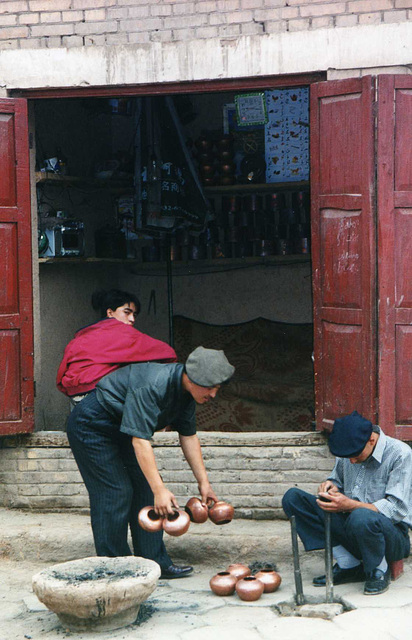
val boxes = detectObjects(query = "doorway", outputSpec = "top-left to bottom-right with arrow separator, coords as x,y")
31,79 -> 316,432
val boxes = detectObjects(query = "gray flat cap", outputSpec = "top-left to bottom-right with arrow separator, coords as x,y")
185,346 -> 235,387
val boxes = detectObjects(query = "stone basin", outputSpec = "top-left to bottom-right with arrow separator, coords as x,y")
32,556 -> 160,632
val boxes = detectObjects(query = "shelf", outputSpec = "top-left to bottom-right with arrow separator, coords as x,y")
35,172 -> 134,191
203,181 -> 309,194
35,174 -> 308,195
38,256 -> 132,264
39,254 -> 311,267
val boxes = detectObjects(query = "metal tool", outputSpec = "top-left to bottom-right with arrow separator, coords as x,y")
324,512 -> 334,603
290,515 -> 305,605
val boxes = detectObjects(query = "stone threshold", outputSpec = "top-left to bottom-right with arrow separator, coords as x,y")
1,430 -> 328,448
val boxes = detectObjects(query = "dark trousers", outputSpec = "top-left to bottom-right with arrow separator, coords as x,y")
282,488 -> 410,574
67,391 -> 171,569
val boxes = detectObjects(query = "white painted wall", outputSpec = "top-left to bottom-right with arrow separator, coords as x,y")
1,23 -> 411,92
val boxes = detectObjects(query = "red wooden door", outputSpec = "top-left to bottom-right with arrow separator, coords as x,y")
0,98 -> 34,434
310,77 -> 376,431
377,76 -> 412,439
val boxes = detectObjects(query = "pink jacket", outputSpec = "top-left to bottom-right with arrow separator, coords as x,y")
56,318 -> 177,396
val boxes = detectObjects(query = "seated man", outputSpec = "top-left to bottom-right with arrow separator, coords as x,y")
282,411 -> 412,595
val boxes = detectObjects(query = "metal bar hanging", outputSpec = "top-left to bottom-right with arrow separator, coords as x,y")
324,513 -> 334,603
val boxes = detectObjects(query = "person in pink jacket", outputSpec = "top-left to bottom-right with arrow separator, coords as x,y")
57,288 -> 177,404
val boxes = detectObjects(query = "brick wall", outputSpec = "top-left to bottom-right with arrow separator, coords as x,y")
0,0 -> 410,50
0,431 -> 333,519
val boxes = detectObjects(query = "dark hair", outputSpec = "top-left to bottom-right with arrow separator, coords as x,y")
91,289 -> 141,318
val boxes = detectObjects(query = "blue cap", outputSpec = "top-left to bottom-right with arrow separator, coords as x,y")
328,411 -> 373,458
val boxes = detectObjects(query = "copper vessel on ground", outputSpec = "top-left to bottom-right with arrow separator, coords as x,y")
209,571 -> 237,596
254,569 -> 282,593
208,500 -> 234,525
226,563 -> 251,580
138,506 -> 164,532
185,497 -> 209,524
235,576 -> 264,601
162,510 -> 190,537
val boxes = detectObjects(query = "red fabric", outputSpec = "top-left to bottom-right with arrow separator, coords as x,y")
56,318 -> 177,396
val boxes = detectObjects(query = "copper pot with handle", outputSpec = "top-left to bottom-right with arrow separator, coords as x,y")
162,509 -> 191,537
185,497 -> 209,524
138,506 -> 164,532
208,500 -> 234,525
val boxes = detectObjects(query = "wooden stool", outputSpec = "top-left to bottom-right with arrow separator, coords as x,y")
389,559 -> 404,581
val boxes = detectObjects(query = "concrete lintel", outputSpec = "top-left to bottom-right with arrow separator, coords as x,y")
0,22 -> 411,91
1,430 -> 327,448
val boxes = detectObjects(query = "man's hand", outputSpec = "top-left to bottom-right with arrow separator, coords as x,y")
154,487 -> 179,517
317,491 -> 351,512
132,437 -> 179,517
316,491 -> 371,513
198,481 -> 218,507
317,480 -> 338,494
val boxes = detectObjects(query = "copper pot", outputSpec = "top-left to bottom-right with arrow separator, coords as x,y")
219,162 -> 235,175
217,149 -> 233,161
254,569 -> 282,593
198,151 -> 214,163
219,175 -> 235,186
138,506 -> 164,532
195,135 -> 213,152
226,563 -> 251,580
185,497 -> 209,524
162,509 -> 190,537
208,500 -> 234,525
216,134 -> 233,151
199,163 -> 214,177
202,177 -> 215,186
235,576 -> 264,601
209,571 -> 237,596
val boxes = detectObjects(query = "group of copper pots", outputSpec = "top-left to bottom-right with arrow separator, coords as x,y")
195,134 -> 235,187
138,498 -> 234,537
210,563 -> 281,601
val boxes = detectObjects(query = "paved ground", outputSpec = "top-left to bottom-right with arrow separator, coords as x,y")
0,508 -> 411,640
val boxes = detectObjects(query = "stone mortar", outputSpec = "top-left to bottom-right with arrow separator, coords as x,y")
32,556 -> 161,632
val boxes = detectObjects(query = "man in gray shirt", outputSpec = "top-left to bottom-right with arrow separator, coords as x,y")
282,411 -> 412,595
67,346 -> 235,580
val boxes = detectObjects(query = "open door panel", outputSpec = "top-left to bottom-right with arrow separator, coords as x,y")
0,98 -> 34,434
310,77 -> 377,431
378,75 -> 412,440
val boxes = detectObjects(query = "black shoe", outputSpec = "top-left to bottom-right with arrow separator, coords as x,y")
364,567 -> 391,595
313,563 -> 365,587
160,564 -> 193,580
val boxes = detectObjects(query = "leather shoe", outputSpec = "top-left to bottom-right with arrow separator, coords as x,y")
160,564 -> 193,580
313,563 -> 365,587
364,567 -> 390,595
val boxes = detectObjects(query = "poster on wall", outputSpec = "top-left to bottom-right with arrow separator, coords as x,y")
264,87 -> 309,183
235,93 -> 268,127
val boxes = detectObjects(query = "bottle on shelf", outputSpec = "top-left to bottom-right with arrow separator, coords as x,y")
293,191 -> 311,254
55,146 -> 68,176
245,194 -> 266,257
177,228 -> 190,261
